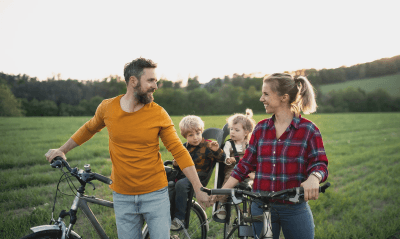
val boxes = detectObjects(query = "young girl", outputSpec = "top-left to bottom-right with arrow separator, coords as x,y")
216,108 -> 256,220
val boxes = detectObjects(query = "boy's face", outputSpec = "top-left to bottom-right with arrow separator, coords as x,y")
186,130 -> 202,146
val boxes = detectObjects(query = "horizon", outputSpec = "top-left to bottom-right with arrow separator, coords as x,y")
1,0 -> 399,84
1,53 -> 399,84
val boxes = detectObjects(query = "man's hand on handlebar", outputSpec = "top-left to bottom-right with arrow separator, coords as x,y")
45,149 -> 66,163
195,187 -> 214,210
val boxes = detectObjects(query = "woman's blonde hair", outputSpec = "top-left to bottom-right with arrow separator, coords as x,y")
179,115 -> 204,138
227,109 -> 256,141
263,73 -> 317,117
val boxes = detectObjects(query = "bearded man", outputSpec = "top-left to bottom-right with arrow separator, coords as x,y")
45,57 -> 212,239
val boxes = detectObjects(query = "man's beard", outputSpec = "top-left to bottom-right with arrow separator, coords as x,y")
134,82 -> 155,104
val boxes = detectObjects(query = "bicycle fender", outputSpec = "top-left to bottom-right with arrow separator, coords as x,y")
30,225 -> 81,238
192,200 -> 209,232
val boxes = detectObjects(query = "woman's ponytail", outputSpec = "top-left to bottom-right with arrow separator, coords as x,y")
293,76 -> 317,115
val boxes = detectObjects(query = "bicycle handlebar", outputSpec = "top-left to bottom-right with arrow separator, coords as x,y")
201,182 -> 330,203
51,156 -> 113,185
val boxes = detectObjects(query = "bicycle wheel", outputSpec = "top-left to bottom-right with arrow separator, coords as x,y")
143,202 -> 207,239
170,202 -> 207,239
223,203 -> 240,239
20,229 -> 81,239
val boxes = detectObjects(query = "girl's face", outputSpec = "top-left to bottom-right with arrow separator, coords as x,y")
259,82 -> 283,114
186,130 -> 202,146
230,123 -> 247,143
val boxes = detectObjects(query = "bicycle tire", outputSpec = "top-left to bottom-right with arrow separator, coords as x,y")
143,202 -> 207,239
223,203 -> 240,239
20,229 -> 81,239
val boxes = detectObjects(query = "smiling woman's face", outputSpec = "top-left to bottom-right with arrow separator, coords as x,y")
259,82 -> 284,114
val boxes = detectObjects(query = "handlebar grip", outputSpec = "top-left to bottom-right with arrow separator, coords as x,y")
50,156 -> 72,171
93,173 -> 113,185
201,187 -> 236,195
200,187 -> 211,195
319,182 -> 330,193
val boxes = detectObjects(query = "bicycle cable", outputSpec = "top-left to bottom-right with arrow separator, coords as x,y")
49,166 -> 68,224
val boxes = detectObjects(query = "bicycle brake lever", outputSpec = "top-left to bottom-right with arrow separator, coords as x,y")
289,187 -> 300,203
231,190 -> 242,204
88,181 -> 96,190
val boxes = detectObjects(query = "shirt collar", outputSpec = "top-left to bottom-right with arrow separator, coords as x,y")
268,114 -> 301,130
187,138 -> 206,148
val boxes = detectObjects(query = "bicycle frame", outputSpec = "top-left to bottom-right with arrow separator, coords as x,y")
225,193 -> 273,238
29,192 -> 114,239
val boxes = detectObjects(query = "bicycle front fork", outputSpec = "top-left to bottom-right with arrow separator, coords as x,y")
55,193 -> 81,238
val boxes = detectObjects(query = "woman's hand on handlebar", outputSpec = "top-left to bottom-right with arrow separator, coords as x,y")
300,175 -> 320,201
45,148 -> 66,163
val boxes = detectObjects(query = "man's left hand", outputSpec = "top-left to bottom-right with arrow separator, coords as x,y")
195,188 -> 213,210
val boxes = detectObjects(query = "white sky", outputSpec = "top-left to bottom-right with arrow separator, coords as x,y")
1,0 -> 399,84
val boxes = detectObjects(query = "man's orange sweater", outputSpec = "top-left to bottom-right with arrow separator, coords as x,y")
71,95 -> 194,195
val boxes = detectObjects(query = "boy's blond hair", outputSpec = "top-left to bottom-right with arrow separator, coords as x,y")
179,115 -> 204,138
227,109 -> 256,141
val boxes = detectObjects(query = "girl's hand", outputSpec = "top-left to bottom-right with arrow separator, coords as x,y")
226,157 -> 236,165
209,141 -> 220,151
300,175 -> 320,201
172,159 -> 178,166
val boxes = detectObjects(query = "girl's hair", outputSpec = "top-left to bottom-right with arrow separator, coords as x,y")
227,109 -> 256,141
179,115 -> 204,138
263,73 -> 317,117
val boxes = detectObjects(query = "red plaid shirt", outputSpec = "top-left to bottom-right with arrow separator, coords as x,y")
231,115 -> 328,195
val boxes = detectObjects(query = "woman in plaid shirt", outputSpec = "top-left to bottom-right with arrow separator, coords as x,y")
214,73 -> 329,239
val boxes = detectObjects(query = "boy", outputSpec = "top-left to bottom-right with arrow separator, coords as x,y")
170,115 -> 225,230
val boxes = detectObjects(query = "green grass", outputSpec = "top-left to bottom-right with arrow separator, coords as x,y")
1,114 -> 400,239
319,74 -> 400,97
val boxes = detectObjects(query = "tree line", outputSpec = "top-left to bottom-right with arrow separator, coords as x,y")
1,54 -> 400,117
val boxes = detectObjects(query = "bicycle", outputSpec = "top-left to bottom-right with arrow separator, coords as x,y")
142,160 -> 208,239
201,182 -> 331,239
221,182 -> 252,239
21,156 -> 115,239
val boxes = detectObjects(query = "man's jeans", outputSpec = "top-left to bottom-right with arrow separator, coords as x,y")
174,177 -> 192,220
251,201 -> 315,239
113,187 -> 170,239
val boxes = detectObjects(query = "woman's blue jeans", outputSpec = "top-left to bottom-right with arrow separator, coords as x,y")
251,201 -> 315,239
113,187 -> 170,239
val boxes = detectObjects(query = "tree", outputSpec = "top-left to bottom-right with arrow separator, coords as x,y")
241,86 -> 264,113
366,88 -> 393,112
186,76 -> 201,91
158,79 -> 173,88
154,88 -> 188,115
173,80 -> 182,89
0,82 -> 24,116
22,98 -> 58,116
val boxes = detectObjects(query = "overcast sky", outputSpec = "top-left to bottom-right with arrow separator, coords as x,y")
1,0 -> 399,83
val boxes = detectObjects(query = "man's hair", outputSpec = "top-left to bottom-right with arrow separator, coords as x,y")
123,57 -> 157,85
179,115 -> 204,138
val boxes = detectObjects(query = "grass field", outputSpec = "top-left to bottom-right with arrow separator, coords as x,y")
1,113 -> 400,239
319,74 -> 400,97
